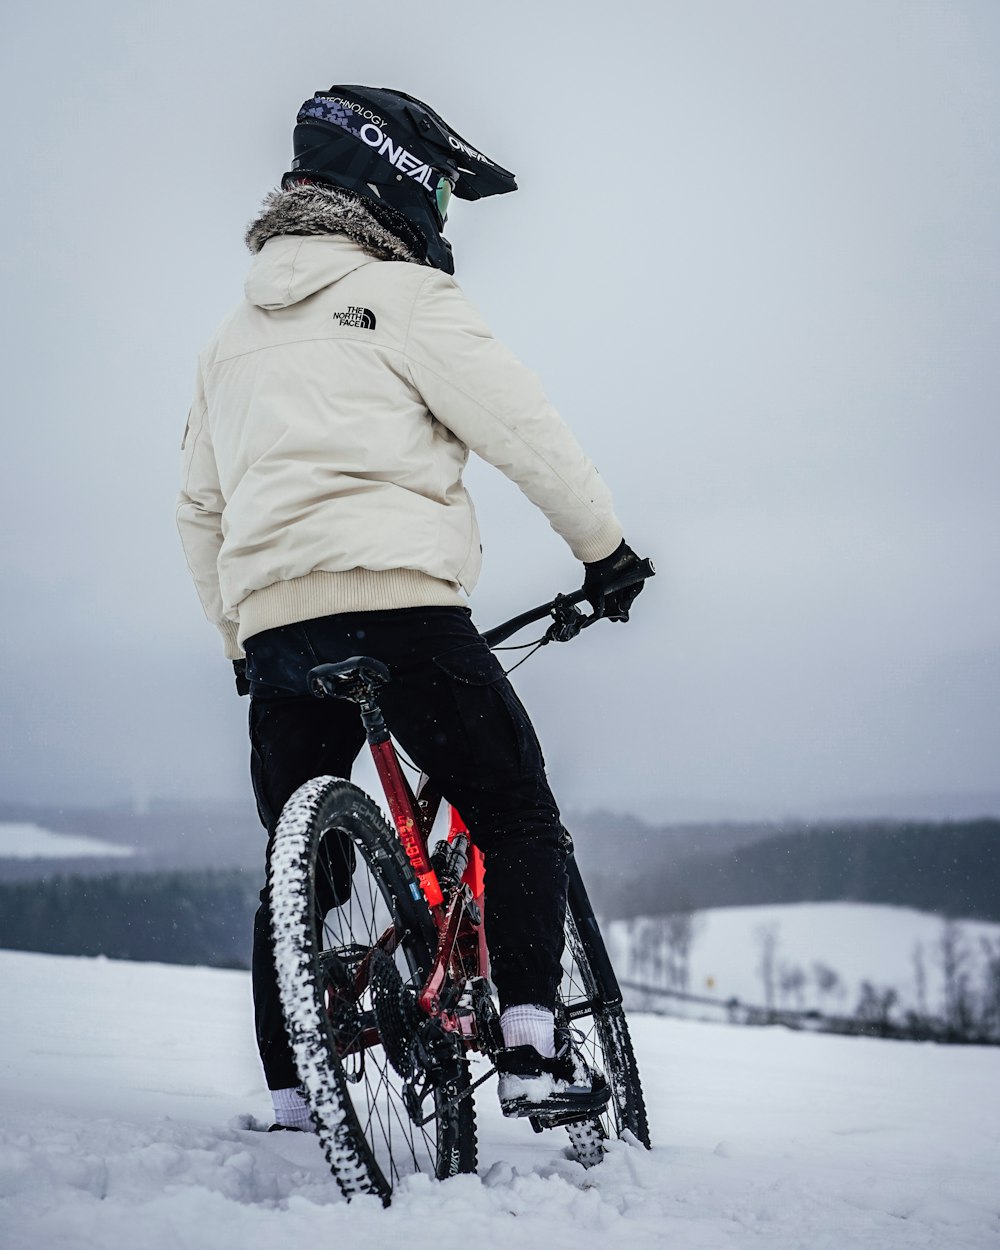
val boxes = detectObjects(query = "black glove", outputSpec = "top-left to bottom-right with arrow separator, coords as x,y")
233,659 -> 251,697
582,540 -> 648,622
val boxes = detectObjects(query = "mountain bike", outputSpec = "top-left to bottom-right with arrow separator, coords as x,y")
268,567 -> 654,1204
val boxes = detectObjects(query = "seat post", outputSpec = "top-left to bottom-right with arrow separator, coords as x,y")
357,695 -> 390,746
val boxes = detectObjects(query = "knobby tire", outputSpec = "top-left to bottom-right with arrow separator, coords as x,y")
559,857 -> 651,1154
269,776 -> 477,1204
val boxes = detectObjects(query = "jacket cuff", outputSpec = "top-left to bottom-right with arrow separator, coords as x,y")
218,619 -> 244,661
568,515 -> 624,564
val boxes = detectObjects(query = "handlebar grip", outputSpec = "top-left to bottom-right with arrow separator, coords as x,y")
563,557 -> 656,609
603,557 -> 656,597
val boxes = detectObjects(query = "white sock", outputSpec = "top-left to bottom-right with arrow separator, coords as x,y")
270,1085 -> 314,1131
500,1005 -> 555,1058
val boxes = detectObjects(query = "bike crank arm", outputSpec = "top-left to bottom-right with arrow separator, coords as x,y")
415,1064 -> 498,1127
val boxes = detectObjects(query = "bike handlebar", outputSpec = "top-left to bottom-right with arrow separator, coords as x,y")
481,558 -> 655,649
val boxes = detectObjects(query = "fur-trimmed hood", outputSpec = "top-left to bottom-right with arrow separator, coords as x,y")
243,185 -> 427,310
245,184 -> 423,264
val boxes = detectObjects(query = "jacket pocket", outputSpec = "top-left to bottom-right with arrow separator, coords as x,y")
244,622 -> 321,696
433,643 -> 507,687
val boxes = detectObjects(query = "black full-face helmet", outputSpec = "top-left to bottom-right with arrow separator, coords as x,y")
283,85 -> 518,274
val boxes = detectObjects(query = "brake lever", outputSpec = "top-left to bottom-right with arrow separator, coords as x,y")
543,594 -> 588,643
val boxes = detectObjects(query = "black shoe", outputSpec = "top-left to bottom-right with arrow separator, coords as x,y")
496,1029 -> 611,1123
267,1123 -> 306,1133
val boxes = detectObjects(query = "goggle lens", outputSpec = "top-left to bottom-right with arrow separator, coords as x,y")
435,177 -> 454,223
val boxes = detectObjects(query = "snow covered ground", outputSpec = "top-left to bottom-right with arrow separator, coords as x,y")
1,949 -> 998,1248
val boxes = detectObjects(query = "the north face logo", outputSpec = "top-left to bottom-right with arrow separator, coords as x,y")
332,306 -> 377,330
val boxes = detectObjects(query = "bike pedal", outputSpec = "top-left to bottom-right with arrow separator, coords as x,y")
527,1107 -> 603,1130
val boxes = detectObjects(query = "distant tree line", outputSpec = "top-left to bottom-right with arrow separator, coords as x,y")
0,869 -> 261,968
584,819 -> 1000,921
3,818 -> 999,980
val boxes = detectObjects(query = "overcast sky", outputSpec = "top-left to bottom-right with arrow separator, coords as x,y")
1,1 -> 998,821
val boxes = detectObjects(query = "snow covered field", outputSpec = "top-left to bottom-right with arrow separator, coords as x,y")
0,822 -> 134,859
1,949 -> 998,1248
609,902 -> 1000,1017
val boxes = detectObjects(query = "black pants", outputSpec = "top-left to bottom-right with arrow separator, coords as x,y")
243,606 -> 569,1090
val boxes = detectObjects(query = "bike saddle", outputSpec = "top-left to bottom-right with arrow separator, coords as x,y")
308,657 -> 391,703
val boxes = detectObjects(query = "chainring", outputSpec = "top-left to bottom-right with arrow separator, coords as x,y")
470,977 -> 504,1059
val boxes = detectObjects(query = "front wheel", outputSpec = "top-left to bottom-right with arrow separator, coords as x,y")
557,855 -> 651,1157
268,776 -> 477,1204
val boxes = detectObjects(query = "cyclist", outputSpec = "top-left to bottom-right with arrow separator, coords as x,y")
177,85 -> 648,1132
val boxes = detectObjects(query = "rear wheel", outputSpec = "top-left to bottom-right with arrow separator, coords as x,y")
556,856 -> 651,1157
269,776 -> 477,1204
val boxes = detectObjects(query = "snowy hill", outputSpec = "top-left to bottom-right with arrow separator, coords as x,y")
609,902 -> 1000,1019
0,821 -> 135,860
1,949 -> 998,1248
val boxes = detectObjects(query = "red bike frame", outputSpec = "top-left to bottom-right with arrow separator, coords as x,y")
370,733 -> 488,1041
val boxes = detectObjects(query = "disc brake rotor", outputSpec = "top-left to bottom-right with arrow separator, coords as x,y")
320,946 -> 366,1076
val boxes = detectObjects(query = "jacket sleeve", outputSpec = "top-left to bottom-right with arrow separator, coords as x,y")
176,366 -> 243,660
402,271 -> 623,563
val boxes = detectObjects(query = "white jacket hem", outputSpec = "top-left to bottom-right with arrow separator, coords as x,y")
237,567 -> 466,648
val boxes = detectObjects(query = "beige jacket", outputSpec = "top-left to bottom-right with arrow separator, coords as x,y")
177,234 -> 622,658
